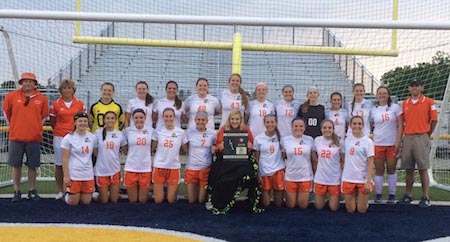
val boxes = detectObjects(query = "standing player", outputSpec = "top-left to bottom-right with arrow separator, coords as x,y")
296,87 -> 325,138
124,81 -> 155,129
314,120 -> 344,211
398,80 -> 437,207
275,85 -> 300,137
253,114 -> 285,207
94,111 -> 127,203
342,116 -> 374,213
151,108 -> 188,204
61,112 -> 97,206
184,78 -> 221,130
89,82 -> 124,132
185,111 -> 217,203
219,73 -> 250,129
246,82 -> 275,138
371,86 -> 403,204
123,109 -> 153,203
49,79 -> 86,200
346,83 -> 372,137
152,81 -> 188,129
325,92 -> 348,141
281,118 -> 317,209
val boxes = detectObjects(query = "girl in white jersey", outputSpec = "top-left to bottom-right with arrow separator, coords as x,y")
123,109 -> 153,203
219,73 -> 250,128
152,81 -> 188,129
371,86 -> 403,204
342,116 -> 375,213
93,111 -> 127,203
325,92 -> 348,140
61,112 -> 97,206
246,83 -> 275,138
276,85 -> 300,137
185,111 -> 217,203
254,114 -> 285,207
281,117 -> 318,209
185,78 -> 221,130
346,83 -> 372,137
314,119 -> 344,211
124,81 -> 155,129
151,108 -> 188,204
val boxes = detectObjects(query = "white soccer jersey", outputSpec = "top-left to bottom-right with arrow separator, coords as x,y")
371,104 -> 402,146
342,135 -> 374,184
152,127 -> 188,169
94,129 -> 127,176
275,99 -> 300,137
126,97 -> 154,129
61,132 -> 97,181
346,99 -> 373,136
247,99 -> 276,138
153,98 -> 185,129
314,136 -> 344,185
254,133 -> 285,177
219,89 -> 245,128
325,108 -> 349,140
184,94 -> 220,130
281,135 -> 315,182
124,126 -> 153,172
185,128 -> 217,170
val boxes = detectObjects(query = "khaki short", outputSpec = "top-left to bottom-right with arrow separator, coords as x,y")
401,134 -> 430,170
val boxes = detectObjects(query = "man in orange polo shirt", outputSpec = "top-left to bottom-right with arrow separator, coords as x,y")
2,72 -> 49,202
398,79 -> 437,208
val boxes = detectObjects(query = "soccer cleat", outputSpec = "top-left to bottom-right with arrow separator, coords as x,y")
28,190 -> 41,201
418,196 -> 431,208
55,192 -> 64,200
397,194 -> 412,204
11,190 -> 22,203
386,194 -> 396,204
374,194 -> 382,203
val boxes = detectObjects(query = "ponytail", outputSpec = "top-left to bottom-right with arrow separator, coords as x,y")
301,99 -> 310,114
145,93 -> 154,106
275,126 -> 282,150
239,86 -> 249,109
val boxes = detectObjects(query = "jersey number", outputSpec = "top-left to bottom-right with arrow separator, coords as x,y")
164,139 -> 174,148
285,109 -> 293,117
136,138 -> 147,146
269,145 -> 275,154
381,113 -> 390,121
197,105 -> 207,112
308,118 -> 318,126
259,109 -> 267,117
81,146 -> 90,154
201,139 -> 206,147
231,102 -> 240,110
349,147 -> 355,156
106,141 -> 115,150
320,149 -> 331,158
293,147 -> 303,155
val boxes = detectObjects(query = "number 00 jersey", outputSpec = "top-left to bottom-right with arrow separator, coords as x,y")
89,99 -> 124,132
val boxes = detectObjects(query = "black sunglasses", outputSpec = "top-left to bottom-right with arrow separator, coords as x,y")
24,96 -> 31,107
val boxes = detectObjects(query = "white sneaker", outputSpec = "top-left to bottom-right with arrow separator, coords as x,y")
55,192 -> 64,200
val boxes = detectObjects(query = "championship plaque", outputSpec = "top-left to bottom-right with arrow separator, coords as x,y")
223,130 -> 249,160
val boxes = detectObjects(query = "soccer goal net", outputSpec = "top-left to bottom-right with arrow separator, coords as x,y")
0,0 -> 449,193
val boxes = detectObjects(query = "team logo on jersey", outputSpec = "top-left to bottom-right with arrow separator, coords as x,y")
236,96 -> 241,100
204,99 -> 208,103
172,133 -> 177,138
202,133 -> 208,138
143,130 -> 149,134
112,133 -> 117,138
271,138 -> 277,143
355,141 -> 360,146
263,103 -> 267,108
85,137 -> 91,142
361,104 -> 365,108
299,139 -> 304,145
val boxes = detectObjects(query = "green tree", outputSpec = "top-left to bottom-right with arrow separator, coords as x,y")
381,51 -> 450,100
1,80 -> 16,89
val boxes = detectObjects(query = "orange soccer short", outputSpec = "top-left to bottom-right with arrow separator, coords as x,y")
185,167 -> 211,187
341,181 -> 374,195
374,145 -> 397,159
96,172 -> 121,188
123,171 -> 151,189
314,183 -> 340,196
285,180 -> 312,193
152,167 -> 180,186
260,169 -> 285,191
65,180 -> 95,194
